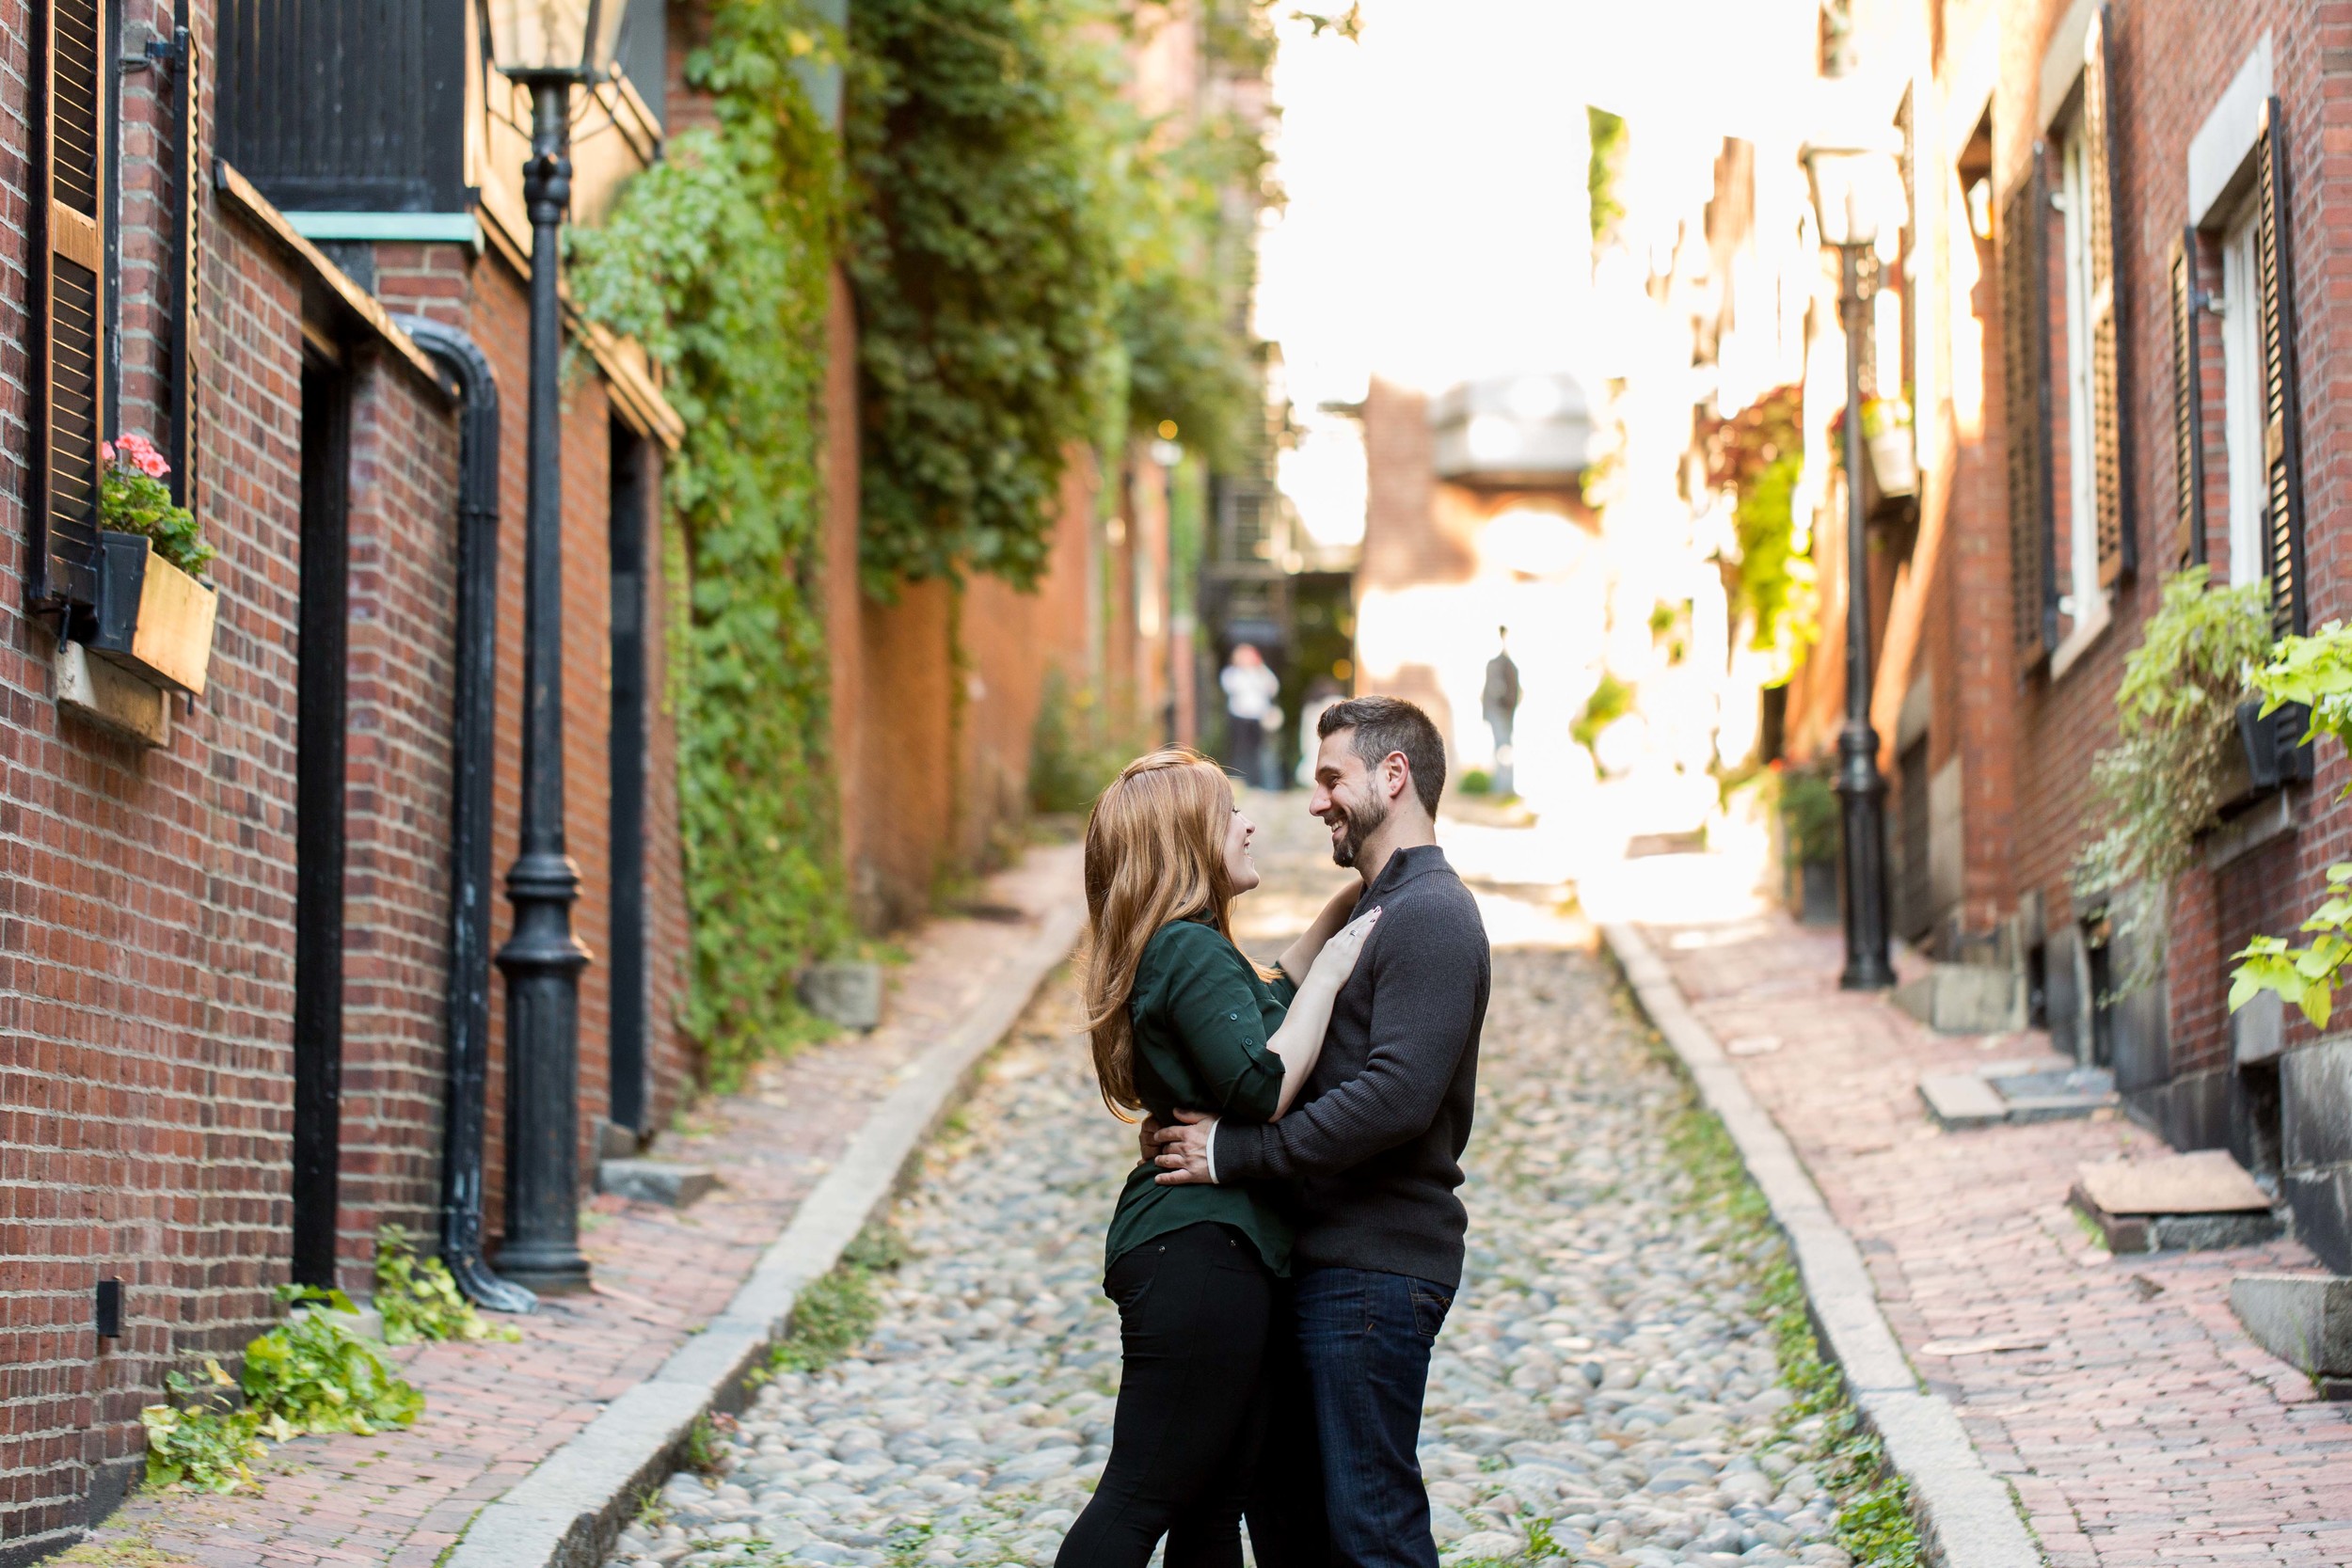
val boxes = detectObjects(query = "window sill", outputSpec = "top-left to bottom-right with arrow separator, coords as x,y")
2047,601 -> 2112,682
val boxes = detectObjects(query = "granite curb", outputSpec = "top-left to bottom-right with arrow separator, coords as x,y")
444,895 -> 1088,1568
1600,922 -> 2043,1568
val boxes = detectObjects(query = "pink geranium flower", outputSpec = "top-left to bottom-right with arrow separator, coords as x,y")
113,433 -> 170,480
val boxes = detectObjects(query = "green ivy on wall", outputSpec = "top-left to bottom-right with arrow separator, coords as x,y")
570,0 -> 850,1090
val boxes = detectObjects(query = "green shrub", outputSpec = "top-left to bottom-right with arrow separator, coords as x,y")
1457,768 -> 1493,797
1029,669 -> 1149,815
1779,768 -> 1839,867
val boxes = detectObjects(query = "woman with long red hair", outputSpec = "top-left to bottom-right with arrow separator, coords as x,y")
1057,748 -> 1376,1568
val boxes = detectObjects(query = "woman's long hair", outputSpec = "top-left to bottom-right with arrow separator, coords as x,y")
1081,748 -> 1247,1119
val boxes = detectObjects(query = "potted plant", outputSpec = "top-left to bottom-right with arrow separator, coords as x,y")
87,436 -> 218,697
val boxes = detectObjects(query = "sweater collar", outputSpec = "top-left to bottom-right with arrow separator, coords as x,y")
1365,842 -> 1449,898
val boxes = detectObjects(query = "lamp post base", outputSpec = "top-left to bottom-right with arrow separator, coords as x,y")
1836,720 -> 1895,991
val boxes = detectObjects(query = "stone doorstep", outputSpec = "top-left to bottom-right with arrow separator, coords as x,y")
1918,1056 -> 2115,1132
1892,963 -> 2024,1035
2070,1149 -> 2282,1254
596,1159 -> 721,1210
2229,1273 -> 2352,1390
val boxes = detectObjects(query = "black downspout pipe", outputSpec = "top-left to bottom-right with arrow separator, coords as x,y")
396,313 -> 537,1315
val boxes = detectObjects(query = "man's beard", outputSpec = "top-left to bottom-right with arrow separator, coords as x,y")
1327,794 -> 1389,869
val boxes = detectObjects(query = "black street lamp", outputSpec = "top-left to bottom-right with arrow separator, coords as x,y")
479,0 -> 625,1291
1804,138 -> 1901,991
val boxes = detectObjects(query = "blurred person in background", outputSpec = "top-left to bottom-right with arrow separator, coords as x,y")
1221,643 -> 1280,793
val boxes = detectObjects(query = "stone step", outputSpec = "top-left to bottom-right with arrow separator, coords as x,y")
596,1159 -> 720,1209
1893,962 -> 2025,1034
2069,1150 -> 2281,1253
2230,1273 -> 2352,1397
1918,1058 -> 2114,1131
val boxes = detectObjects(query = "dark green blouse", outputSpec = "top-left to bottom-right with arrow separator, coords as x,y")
1104,917 -> 1299,1276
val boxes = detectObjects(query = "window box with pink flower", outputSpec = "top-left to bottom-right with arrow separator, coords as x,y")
87,435 -> 218,698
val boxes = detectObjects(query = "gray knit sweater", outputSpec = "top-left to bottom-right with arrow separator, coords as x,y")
1214,844 -> 1490,1288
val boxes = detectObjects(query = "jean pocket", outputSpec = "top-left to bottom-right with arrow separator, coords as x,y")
1408,1285 -> 1454,1341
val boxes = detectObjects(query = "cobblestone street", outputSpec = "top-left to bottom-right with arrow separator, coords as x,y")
614,808 -> 1858,1568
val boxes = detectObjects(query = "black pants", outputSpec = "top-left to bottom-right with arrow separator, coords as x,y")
1057,1224 -> 1273,1568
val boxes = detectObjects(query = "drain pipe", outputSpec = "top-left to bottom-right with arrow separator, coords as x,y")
396,313 -> 537,1314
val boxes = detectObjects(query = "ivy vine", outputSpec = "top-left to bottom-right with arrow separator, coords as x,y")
570,0 -> 850,1088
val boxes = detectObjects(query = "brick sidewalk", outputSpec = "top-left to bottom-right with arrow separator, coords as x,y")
73,845 -> 1081,1568
1644,911 -> 2352,1568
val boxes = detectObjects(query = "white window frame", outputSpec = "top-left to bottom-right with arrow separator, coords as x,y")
2217,198 -> 2266,587
2050,115 -> 2109,676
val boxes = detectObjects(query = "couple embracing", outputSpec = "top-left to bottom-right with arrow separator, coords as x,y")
1057,696 -> 1491,1568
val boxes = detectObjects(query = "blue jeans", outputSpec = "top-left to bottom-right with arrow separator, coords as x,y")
1249,1266 -> 1454,1568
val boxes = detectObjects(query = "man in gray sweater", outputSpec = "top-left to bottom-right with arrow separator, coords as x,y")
1152,695 -> 1489,1568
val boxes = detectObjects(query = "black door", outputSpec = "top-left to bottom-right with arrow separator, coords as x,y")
291,351 -> 352,1289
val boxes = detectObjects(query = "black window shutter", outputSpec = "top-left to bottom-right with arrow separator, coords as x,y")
33,0 -> 106,611
2001,144 -> 2057,663
2256,96 -> 2308,638
2083,3 -> 2132,585
2169,230 -> 2205,568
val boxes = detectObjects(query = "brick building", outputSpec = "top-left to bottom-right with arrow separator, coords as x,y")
1719,0 -> 2352,1277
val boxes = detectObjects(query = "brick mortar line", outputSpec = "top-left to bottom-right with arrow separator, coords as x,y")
1598,923 -> 2045,1568
442,894 -> 1088,1568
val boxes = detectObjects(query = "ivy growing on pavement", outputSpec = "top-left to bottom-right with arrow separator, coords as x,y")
139,1288 -> 424,1495
571,0 -> 853,1089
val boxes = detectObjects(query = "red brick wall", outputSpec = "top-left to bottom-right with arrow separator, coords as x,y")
336,355 -> 465,1279
0,169 -> 315,1559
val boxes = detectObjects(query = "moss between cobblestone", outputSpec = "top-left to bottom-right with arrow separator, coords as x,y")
1642,1008 -> 1926,1568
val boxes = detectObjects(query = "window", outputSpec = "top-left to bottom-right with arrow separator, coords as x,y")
2217,201 -> 2265,585
2003,3 -> 2129,676
2175,96 -> 2310,636
2055,117 -> 2106,656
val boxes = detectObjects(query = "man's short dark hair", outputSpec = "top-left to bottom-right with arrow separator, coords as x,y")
1317,695 -> 1447,816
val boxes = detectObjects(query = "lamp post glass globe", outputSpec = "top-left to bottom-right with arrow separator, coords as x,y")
1802,143 -> 1899,251
481,0 -> 624,80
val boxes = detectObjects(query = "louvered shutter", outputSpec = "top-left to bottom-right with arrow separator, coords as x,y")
33,0 -> 106,610
2169,231 -> 2204,568
167,26 -> 199,502
2001,145 -> 2057,663
2255,96 -> 2308,638
2083,4 -> 2132,586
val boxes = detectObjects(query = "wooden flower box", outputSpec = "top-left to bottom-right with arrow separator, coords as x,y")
88,529 -> 218,697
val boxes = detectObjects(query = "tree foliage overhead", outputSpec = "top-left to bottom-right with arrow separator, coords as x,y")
846,0 -> 1120,591
847,0 -> 1277,592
